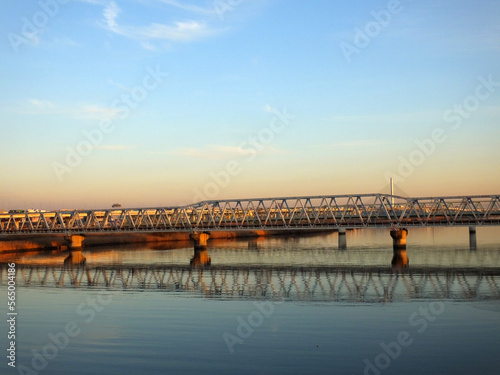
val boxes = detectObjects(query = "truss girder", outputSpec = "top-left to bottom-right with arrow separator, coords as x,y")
1,195 -> 499,234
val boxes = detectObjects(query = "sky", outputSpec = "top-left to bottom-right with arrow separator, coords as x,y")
1,0 -> 499,210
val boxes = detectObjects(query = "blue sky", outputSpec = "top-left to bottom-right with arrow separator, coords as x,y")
1,0 -> 499,209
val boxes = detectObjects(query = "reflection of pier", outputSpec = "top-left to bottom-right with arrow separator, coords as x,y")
2,263 -> 499,303
64,250 -> 86,265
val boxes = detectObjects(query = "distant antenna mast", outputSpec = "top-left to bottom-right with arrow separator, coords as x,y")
390,178 -> 394,206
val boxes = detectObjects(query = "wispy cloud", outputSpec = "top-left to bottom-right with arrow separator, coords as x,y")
263,104 -> 274,113
321,110 -> 445,125
19,99 -> 119,121
72,105 -> 120,120
169,145 -> 287,160
43,37 -> 80,49
78,0 -> 106,4
133,20 -> 216,42
103,1 -> 120,32
101,1 -> 219,45
29,99 -> 54,110
155,0 -> 216,15
96,145 -> 136,151
170,145 -> 249,160
329,140 -> 384,148
107,79 -> 130,92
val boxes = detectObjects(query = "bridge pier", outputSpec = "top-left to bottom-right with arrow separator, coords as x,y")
189,232 -> 210,250
189,232 -> 212,267
64,234 -> 85,249
338,229 -> 347,249
469,226 -> 477,249
390,228 -> 408,249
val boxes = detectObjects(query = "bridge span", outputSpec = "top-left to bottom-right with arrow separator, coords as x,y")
1,194 -> 499,248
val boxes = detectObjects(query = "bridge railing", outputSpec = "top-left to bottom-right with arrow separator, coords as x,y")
1,194 -> 499,234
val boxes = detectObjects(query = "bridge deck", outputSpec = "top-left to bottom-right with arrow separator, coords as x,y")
1,194 -> 499,235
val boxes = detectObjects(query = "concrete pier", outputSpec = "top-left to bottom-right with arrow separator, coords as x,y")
189,232 -> 210,249
189,232 -> 211,267
390,228 -> 408,249
469,226 -> 477,249
64,234 -> 85,249
338,228 -> 347,249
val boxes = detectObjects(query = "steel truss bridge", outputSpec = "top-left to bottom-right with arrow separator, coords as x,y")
1,194 -> 499,235
1,263 -> 499,303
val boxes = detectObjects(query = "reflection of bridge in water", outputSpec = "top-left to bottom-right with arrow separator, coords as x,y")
2,262 -> 499,303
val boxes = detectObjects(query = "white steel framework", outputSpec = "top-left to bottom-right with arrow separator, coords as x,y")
1,194 -> 499,235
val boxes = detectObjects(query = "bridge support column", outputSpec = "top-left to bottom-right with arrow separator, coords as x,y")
469,226 -> 477,249
189,232 -> 212,267
390,228 -> 408,249
189,232 -> 210,250
64,234 -> 85,249
338,229 -> 347,249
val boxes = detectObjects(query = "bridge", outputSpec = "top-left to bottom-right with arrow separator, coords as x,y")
1,194 -> 499,248
1,262 -> 499,303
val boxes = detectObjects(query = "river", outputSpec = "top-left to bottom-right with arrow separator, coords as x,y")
1,227 -> 499,375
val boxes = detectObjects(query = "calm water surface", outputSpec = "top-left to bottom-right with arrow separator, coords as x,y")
1,227 -> 500,375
